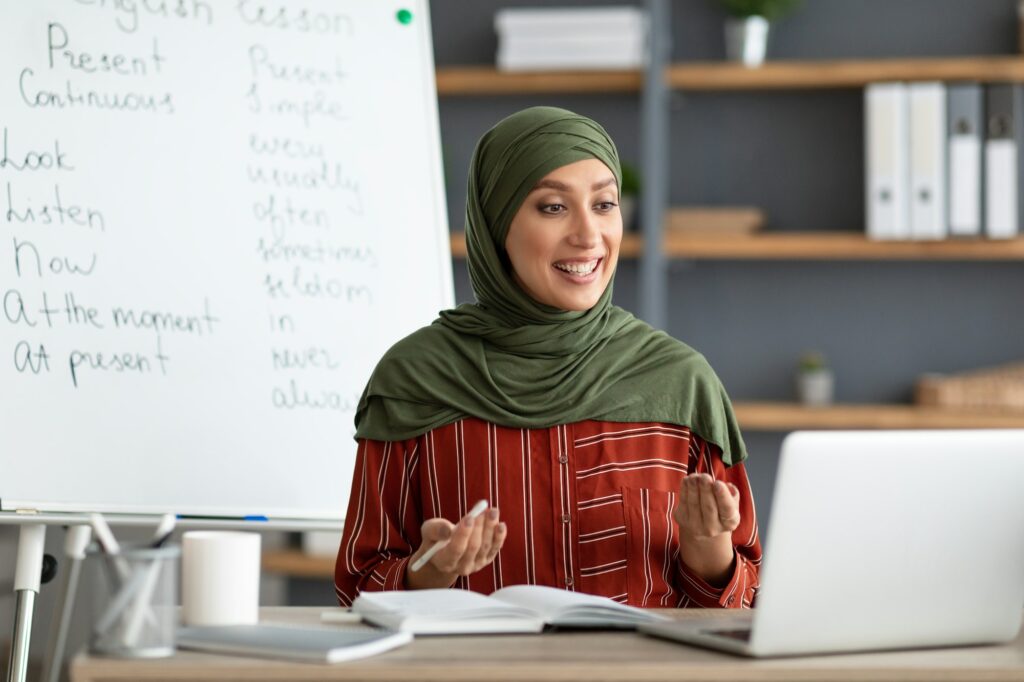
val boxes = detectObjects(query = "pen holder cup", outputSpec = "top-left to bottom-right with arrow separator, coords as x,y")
86,544 -> 180,658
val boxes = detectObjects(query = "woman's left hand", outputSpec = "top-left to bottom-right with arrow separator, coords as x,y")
674,472 -> 741,539
673,473 -> 740,586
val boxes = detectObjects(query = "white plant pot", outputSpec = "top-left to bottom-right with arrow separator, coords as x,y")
796,369 -> 834,406
725,16 -> 770,67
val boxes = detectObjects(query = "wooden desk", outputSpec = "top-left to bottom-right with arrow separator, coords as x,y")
71,607 -> 1024,682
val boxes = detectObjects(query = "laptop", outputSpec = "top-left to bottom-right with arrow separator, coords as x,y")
640,429 -> 1024,657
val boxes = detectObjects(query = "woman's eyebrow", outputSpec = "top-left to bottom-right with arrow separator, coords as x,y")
532,178 -> 571,191
531,177 -> 618,192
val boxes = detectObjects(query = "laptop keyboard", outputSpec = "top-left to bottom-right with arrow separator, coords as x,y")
703,628 -> 752,642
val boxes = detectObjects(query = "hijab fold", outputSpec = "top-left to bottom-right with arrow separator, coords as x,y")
354,107 -> 747,465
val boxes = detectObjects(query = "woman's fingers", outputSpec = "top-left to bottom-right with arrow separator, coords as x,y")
674,473 -> 741,539
428,513 -> 476,573
692,473 -> 716,532
713,480 -> 741,530
472,508 -> 501,568
684,474 -> 702,533
484,522 -> 508,565
420,518 -> 454,544
420,505 -> 511,577
454,514 -> 486,574
674,475 -> 690,526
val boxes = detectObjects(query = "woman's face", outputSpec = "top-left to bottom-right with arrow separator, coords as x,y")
504,158 -> 622,311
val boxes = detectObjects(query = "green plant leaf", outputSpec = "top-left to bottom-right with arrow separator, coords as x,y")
718,0 -> 802,20
620,162 -> 641,196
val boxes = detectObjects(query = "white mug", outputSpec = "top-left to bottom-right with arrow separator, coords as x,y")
181,531 -> 260,626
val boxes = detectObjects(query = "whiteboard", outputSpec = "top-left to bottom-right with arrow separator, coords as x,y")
0,1 -> 452,520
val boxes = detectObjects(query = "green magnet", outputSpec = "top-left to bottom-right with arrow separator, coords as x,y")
396,8 -> 413,24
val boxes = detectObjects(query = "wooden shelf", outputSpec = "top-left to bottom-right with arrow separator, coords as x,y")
735,401 -> 1024,430
665,56 -> 1024,90
663,232 -> 1024,260
263,549 -> 334,578
436,57 -> 1024,95
436,66 -> 642,94
449,231 -> 1024,260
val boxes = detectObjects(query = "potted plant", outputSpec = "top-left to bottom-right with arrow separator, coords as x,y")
795,350 -> 834,406
717,0 -> 803,67
619,162 -> 641,231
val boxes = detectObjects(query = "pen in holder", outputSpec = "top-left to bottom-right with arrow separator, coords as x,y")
87,544 -> 180,658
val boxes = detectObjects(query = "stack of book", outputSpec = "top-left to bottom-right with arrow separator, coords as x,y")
864,81 -> 1023,241
494,6 -> 648,71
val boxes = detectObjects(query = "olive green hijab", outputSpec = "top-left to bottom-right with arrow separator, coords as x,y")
354,106 -> 747,465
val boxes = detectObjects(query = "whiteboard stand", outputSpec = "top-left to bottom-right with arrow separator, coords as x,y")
41,525 -> 91,682
1,512 -> 344,682
7,523 -> 45,682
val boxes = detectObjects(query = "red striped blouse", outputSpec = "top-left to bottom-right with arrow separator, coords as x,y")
335,418 -> 761,609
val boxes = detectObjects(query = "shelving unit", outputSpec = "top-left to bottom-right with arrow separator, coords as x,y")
734,402 -> 1024,430
449,231 -> 1024,260
665,55 -> 1024,89
664,233 -> 1024,260
263,549 -> 335,579
436,66 -> 642,94
438,51 -> 1024,281
435,3 -> 1023,433
436,56 -> 1024,96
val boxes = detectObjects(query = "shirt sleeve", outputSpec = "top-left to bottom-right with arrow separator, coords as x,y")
334,437 -> 424,606
674,433 -> 762,609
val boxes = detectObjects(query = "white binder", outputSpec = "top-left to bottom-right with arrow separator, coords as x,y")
865,83 -> 910,240
908,82 -> 947,240
985,84 -> 1024,239
947,84 -> 984,237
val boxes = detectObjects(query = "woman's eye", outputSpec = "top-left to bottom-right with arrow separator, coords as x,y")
540,203 -> 565,214
595,201 -> 618,212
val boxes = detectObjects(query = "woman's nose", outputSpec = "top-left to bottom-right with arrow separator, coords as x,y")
568,209 -> 600,248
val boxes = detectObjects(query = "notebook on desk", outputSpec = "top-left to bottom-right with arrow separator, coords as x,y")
640,429 -> 1024,658
177,624 -> 411,663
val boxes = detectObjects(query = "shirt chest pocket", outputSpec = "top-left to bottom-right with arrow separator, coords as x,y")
621,486 -> 680,607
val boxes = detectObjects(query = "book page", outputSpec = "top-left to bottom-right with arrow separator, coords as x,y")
352,588 -> 535,619
490,585 -> 655,623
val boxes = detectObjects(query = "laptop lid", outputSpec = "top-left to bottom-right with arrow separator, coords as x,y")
749,429 -> 1024,657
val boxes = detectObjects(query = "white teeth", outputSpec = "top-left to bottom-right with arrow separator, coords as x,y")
555,260 -> 598,275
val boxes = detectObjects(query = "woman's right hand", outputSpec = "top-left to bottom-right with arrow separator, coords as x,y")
405,508 -> 507,590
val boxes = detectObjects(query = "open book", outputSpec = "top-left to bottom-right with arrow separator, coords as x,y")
350,585 -> 669,634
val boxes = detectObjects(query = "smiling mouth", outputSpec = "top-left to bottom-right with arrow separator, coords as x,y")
553,258 -> 602,277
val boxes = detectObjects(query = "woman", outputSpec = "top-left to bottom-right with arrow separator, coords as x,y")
335,106 -> 760,608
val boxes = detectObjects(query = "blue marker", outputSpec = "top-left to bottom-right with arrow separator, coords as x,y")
176,514 -> 268,522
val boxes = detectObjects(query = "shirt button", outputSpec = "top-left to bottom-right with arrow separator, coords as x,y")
565,577 -> 574,586
558,455 -> 568,464
561,513 -> 571,523
725,595 -> 736,606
